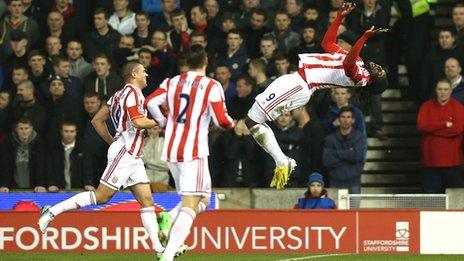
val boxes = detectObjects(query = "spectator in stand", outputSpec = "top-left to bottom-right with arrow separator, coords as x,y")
259,34 -> 278,76
142,0 -> 179,18
214,64 -> 236,106
452,3 -> 464,49
83,53 -> 124,100
322,87 -> 367,137
142,126 -> 171,192
0,117 -> 46,193
232,0 -> 261,30
4,65 -> 29,94
212,29 -> 249,80
28,50 -> 51,102
47,121 -> 93,192
51,0 -> 84,40
272,53 -> 293,80
302,4 -> 326,33
108,0 -> 137,35
48,55 -> 84,103
67,40 -> 93,81
204,0 -> 222,31
81,92 -> 112,186
0,0 -> 39,56
241,8 -> 269,59
10,80 -> 47,136
421,28 -> 464,101
289,21 -> 323,65
45,36 -> 62,58
113,35 -> 136,69
270,11 -> 300,55
43,11 -> 73,48
207,12 -> 238,56
220,74 -> 259,187
0,90 -> 10,141
167,9 -> 191,58
44,75 -> 83,147
132,11 -> 152,48
417,79 -> 464,193
444,58 -> 464,104
150,0 -> 177,32
84,8 -> 121,62
248,58 -> 271,93
3,30 -> 30,87
323,107 -> 366,195
285,0 -> 305,32
293,172 -> 336,209
190,5 -> 216,38
140,30 -> 173,94
292,105 -> 325,186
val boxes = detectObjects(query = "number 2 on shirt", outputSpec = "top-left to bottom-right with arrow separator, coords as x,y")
177,93 -> 190,123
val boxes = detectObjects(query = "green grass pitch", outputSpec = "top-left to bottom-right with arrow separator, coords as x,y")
1,253 -> 464,261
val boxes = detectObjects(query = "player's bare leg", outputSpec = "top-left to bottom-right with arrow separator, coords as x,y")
130,183 -> 165,254
245,115 -> 296,189
38,183 -> 116,233
162,195 -> 202,261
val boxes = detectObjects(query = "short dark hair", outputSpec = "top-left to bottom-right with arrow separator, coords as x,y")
13,65 -> 29,74
170,8 -> 186,19
227,28 -> 242,38
84,91 -> 102,100
338,106 -> 354,117
273,53 -> 289,62
436,78 -> 452,87
135,10 -> 150,20
236,74 -> 254,86
185,44 -> 207,69
138,48 -> 153,56
61,121 -> 77,129
94,8 -> 109,20
192,5 -> 208,16
121,62 -> 142,82
93,53 -> 111,65
52,55 -> 69,67
16,117 -> 33,127
250,8 -> 267,21
28,49 -> 46,60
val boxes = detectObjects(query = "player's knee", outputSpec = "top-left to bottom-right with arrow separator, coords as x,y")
245,116 -> 257,130
95,193 -> 111,204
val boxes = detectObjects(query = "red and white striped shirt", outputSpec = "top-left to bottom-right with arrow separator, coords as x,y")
298,53 -> 370,90
107,84 -> 147,158
145,71 -> 234,162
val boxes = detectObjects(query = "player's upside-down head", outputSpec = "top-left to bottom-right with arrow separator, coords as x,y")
366,61 -> 388,95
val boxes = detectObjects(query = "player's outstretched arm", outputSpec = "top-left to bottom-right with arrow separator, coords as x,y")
321,2 -> 355,53
343,26 -> 388,77
92,105 -> 115,145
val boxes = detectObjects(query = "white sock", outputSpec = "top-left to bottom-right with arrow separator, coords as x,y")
49,191 -> 96,216
250,123 -> 287,166
140,206 -> 164,253
168,202 -> 182,219
163,207 -> 196,260
198,201 -> 207,214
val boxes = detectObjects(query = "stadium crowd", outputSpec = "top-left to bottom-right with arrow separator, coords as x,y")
0,0 -> 463,193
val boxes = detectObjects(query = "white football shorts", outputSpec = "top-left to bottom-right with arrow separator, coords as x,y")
248,72 -> 312,123
168,157 -> 211,197
100,140 -> 150,190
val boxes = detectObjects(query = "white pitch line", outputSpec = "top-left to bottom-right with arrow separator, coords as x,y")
274,253 -> 352,261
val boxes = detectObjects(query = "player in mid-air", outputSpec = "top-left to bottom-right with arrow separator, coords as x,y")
245,2 -> 388,189
38,62 -> 166,256
145,45 -> 235,261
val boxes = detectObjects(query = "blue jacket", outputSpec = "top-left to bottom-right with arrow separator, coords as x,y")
323,129 -> 366,187
294,189 -> 336,209
213,45 -> 249,80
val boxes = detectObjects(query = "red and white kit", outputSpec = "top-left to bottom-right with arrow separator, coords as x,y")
146,71 -> 234,196
100,84 -> 150,190
249,53 -> 370,122
248,9 -> 371,123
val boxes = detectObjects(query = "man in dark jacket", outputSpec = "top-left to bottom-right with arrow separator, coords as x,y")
47,122 -> 94,192
323,107 -> 366,194
211,29 -> 249,80
83,8 -> 121,62
292,104 -> 325,187
83,53 -> 124,100
0,118 -> 46,192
